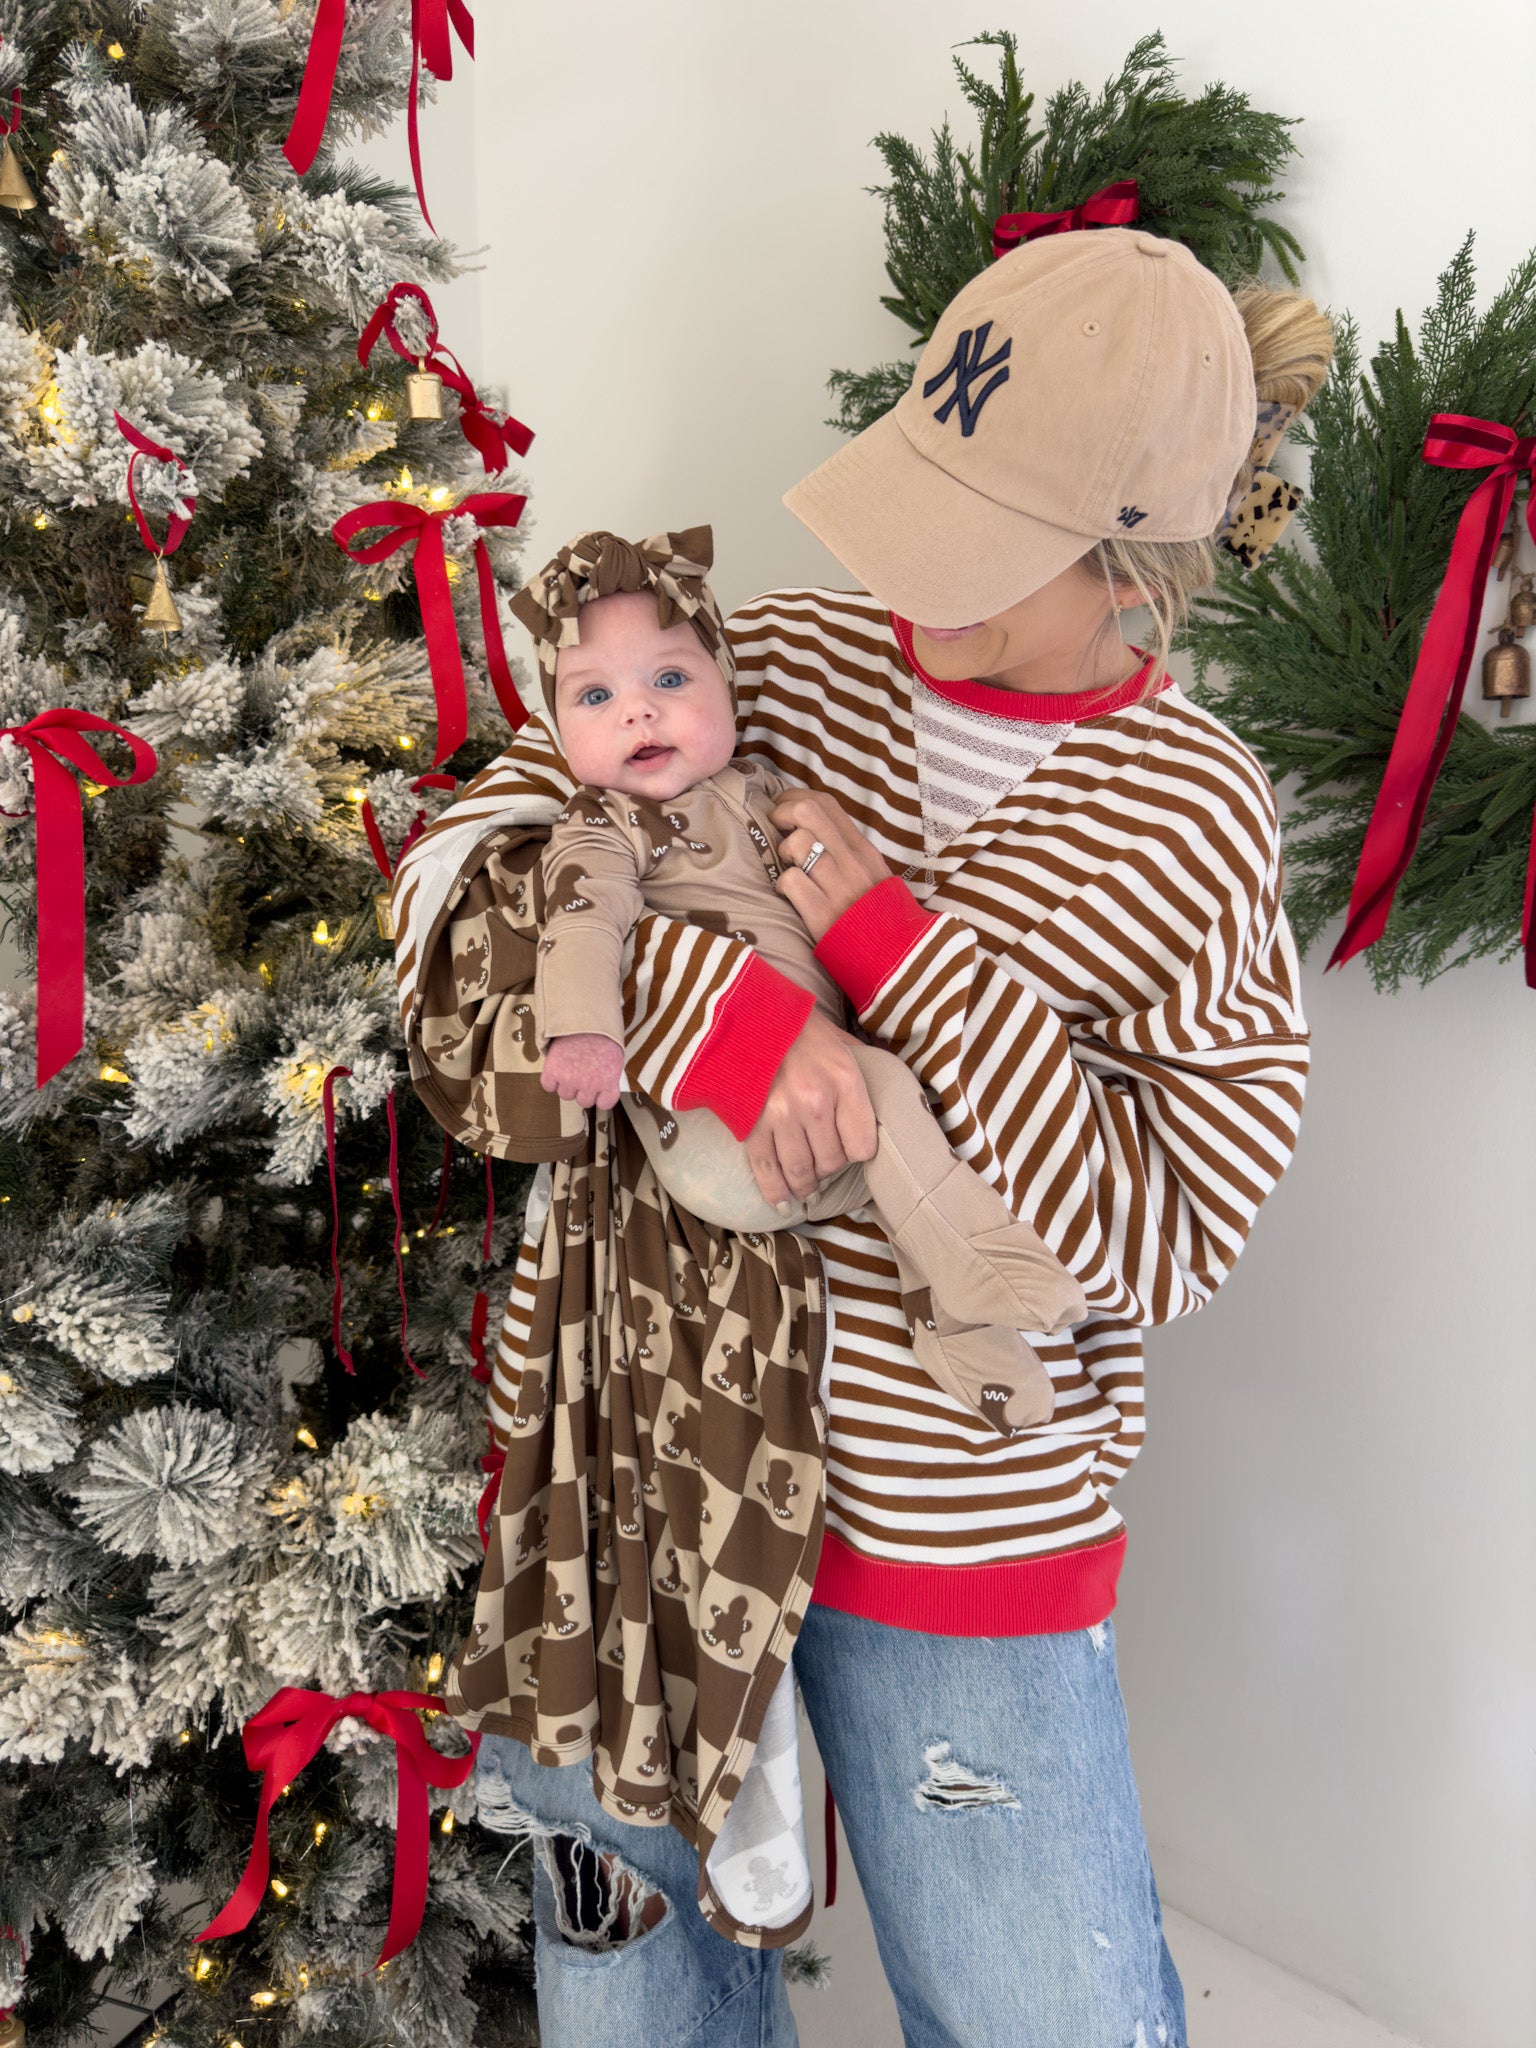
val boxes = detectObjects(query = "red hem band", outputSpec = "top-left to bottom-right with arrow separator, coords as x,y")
810,1527 -> 1126,1637
673,952 -> 815,1141
890,612 -> 1165,723
814,875 -> 935,1016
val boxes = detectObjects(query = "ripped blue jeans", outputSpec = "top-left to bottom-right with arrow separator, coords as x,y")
476,1603 -> 1187,2048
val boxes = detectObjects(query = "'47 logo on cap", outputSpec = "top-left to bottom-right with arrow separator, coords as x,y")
924,321 -> 1012,437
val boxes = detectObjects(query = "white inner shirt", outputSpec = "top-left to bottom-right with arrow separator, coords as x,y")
910,673 -> 1072,864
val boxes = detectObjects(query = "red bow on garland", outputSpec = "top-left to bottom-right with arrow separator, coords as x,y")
196,1687 -> 479,1966
991,178 -> 1140,260
359,282 -> 533,475
285,0 -> 474,230
0,712 -> 158,1087
1329,413 -> 1536,985
332,493 -> 528,765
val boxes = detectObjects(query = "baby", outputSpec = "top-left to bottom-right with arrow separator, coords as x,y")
508,527 -> 1084,1434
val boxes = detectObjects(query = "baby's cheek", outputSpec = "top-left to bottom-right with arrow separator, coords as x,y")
688,695 -> 738,776
560,723 -> 623,788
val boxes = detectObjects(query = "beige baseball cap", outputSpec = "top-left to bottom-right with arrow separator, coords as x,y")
785,228 -> 1257,629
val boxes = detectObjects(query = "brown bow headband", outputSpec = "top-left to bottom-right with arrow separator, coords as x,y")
508,525 -> 737,719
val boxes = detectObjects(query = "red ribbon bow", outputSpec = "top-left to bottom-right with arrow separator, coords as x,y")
359,283 -> 533,475
332,493 -> 528,765
114,412 -> 196,557
1329,413 -> 1536,984
991,178 -> 1140,260
285,0 -> 474,229
195,1686 -> 479,1966
0,712 -> 158,1086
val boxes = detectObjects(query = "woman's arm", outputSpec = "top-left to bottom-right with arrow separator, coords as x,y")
809,864 -> 1309,1325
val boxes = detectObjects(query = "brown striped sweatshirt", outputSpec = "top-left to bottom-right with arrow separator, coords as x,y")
467,588 -> 1309,1637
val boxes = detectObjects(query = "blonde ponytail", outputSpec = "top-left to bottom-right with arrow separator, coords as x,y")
1085,279 -> 1335,691
1232,281 -> 1335,409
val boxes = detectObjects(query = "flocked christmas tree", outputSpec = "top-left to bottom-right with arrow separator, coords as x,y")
0,6 -> 539,2044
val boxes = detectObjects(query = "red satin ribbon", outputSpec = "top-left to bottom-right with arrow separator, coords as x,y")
322,1066 -> 424,1376
114,412 -> 195,557
360,771 -> 457,883
1328,413 -> 1536,984
359,282 -> 534,473
477,1439 -> 505,1549
322,1065 -> 356,1373
283,0 -> 474,229
195,1686 -> 479,1966
0,712 -> 157,1086
333,494 -> 528,763
991,177 -> 1140,260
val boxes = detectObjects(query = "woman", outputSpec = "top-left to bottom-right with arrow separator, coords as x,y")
459,228 -> 1329,2044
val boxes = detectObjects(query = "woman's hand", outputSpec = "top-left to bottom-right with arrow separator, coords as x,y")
540,1032 -> 625,1110
772,789 -> 892,943
744,1007 -> 877,1209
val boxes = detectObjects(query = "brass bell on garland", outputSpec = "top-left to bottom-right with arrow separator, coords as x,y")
0,2010 -> 25,2048
1508,569 -> 1536,632
1483,627 -> 1530,716
140,553 -> 183,640
374,891 -> 397,943
406,357 -> 444,421
0,138 -> 36,212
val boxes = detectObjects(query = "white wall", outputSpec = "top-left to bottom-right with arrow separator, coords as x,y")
405,7 -> 1536,2042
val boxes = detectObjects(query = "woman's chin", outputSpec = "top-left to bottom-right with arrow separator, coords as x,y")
910,624 -> 1005,679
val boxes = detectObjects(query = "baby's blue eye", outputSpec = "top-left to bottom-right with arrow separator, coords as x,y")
653,668 -> 687,691
577,685 -> 611,708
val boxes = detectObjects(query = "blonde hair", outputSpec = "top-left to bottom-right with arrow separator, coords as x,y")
1086,282 -> 1336,690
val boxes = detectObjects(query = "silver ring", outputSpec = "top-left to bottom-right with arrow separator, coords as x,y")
800,839 -> 826,876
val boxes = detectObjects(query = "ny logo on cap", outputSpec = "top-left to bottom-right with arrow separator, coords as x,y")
924,321 -> 1012,437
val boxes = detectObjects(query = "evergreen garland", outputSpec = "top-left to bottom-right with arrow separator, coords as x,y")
1190,237 -> 1536,987
828,30 -> 1304,435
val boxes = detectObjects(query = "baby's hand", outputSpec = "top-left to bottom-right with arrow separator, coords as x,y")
540,1032 -> 626,1110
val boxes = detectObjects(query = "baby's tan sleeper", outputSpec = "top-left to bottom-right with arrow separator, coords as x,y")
531,760 -> 1084,1431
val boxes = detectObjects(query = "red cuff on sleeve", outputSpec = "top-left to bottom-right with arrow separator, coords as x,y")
814,875 -> 937,1016
672,952 -> 816,1141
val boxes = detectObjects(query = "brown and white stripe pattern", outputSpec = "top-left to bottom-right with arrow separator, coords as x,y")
446,588 -> 1309,1581
654,588 -> 1305,1570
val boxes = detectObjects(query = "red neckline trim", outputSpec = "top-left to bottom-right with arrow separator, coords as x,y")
890,612 -> 1165,723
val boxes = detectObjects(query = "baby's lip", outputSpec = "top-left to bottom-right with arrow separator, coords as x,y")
628,742 -> 673,763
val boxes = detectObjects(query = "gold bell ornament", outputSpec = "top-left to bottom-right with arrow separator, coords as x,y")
0,138 -> 35,212
406,358 -> 444,421
1508,569 -> 1536,633
1482,627 -> 1531,717
1492,523 -> 1519,580
141,553 -> 183,640
0,2010 -> 24,2048
374,892 -> 397,942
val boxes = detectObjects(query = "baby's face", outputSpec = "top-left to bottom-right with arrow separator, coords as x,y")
552,591 -> 736,800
